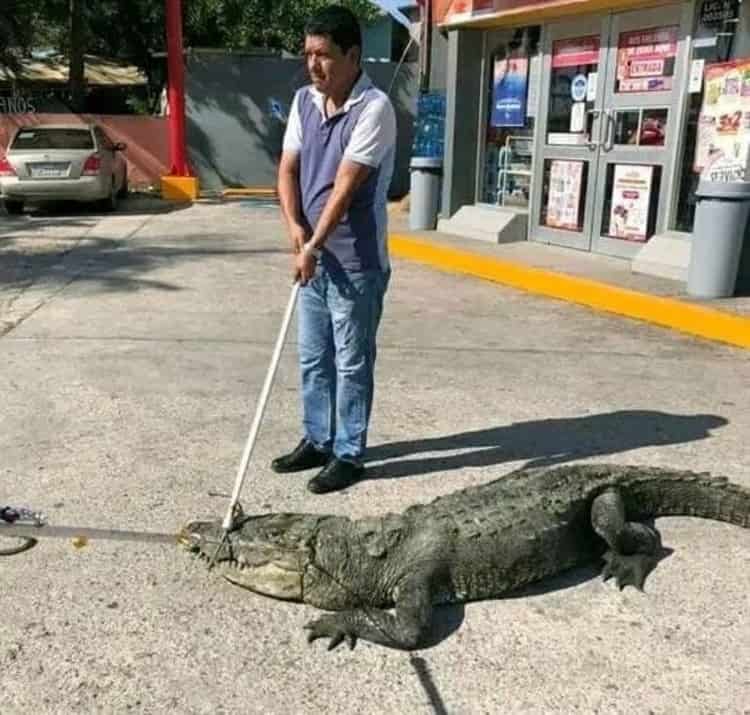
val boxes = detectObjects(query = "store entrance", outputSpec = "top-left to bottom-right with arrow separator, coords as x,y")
530,4 -> 692,257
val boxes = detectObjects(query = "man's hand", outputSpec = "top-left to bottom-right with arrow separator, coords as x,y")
294,243 -> 319,285
288,222 -> 309,255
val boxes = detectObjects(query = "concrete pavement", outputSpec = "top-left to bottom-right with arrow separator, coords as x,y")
387,210 -> 750,349
1,200 -> 748,714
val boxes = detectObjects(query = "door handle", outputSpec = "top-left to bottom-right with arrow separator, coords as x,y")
602,110 -> 616,152
586,109 -> 601,151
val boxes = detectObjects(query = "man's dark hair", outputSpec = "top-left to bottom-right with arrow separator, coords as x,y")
305,5 -> 362,56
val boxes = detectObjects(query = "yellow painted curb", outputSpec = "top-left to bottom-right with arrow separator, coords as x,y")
221,187 -> 278,198
161,175 -> 199,201
389,233 -> 750,350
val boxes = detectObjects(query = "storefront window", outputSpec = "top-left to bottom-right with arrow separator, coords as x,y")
612,108 -> 669,146
546,35 -> 600,145
480,27 -> 540,207
673,0 -> 750,231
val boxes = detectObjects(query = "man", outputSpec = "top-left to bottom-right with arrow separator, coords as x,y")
273,5 -> 397,494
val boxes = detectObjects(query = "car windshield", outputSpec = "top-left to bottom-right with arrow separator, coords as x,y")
11,128 -> 95,150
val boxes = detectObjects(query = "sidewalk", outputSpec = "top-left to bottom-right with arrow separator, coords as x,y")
387,208 -> 750,349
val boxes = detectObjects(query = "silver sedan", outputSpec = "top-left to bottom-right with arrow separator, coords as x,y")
0,123 -> 128,214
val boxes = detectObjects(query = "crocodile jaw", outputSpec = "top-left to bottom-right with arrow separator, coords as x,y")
180,518 -> 307,601
220,544 -> 304,600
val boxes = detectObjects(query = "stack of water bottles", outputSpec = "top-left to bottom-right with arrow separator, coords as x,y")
411,91 -> 446,160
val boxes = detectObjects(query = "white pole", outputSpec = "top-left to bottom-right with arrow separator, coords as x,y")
221,281 -> 301,531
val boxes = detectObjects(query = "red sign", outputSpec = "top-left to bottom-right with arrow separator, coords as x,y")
616,26 -> 678,93
552,36 -> 600,69
619,27 -> 678,57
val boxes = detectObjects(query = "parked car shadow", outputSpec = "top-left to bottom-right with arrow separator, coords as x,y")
365,410 -> 728,480
0,233 -> 286,292
11,195 -> 193,219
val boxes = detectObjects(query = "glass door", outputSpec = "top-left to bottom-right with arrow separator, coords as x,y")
530,4 -> 692,257
591,5 -> 692,258
531,17 -> 609,250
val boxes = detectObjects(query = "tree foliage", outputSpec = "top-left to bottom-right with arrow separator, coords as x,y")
2,0 -> 380,72
0,0 -> 59,72
1,0 -> 381,111
183,0 -> 379,54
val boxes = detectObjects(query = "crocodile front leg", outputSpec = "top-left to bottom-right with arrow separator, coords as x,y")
305,572 -> 433,651
591,488 -> 661,591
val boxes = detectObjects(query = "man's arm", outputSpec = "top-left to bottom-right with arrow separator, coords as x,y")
307,93 -> 396,253
278,93 -> 308,256
295,91 -> 396,283
295,159 -> 370,284
307,160 -> 371,251
278,150 -> 308,254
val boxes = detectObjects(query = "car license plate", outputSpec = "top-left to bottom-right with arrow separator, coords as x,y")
29,163 -> 69,178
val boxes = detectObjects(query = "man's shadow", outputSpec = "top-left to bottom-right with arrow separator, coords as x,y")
365,410 -> 728,480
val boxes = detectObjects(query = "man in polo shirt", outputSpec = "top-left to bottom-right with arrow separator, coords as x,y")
272,5 -> 397,494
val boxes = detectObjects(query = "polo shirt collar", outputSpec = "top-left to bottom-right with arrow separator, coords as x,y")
309,71 -> 372,118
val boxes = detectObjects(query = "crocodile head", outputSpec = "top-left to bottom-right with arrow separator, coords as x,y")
180,513 -> 323,602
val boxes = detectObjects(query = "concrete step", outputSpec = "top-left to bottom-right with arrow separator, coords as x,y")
632,232 -> 691,281
438,204 -> 528,244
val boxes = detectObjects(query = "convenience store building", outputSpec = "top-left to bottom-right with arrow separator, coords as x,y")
433,0 -> 750,280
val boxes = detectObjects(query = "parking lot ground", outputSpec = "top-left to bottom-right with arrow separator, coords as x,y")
1,201 -> 748,714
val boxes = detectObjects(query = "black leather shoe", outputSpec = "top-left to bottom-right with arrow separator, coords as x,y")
271,439 -> 330,473
307,458 -> 364,494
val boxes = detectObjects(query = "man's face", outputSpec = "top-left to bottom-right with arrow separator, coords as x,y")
304,34 -> 359,96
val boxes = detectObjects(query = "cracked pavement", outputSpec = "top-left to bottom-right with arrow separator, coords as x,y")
1,201 -> 748,714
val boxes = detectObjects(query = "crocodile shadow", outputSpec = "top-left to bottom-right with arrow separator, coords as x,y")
421,538 -> 674,650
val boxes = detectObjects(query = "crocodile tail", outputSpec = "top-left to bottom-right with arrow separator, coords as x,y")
632,472 -> 750,528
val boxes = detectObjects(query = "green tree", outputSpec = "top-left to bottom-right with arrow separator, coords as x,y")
0,0 -> 50,73
2,0 -> 380,107
183,0 -> 379,54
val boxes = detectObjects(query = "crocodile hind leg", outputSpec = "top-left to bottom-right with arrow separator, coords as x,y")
590,489 -> 661,591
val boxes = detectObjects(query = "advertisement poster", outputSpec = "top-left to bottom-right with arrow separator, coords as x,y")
608,164 -> 654,241
552,36 -> 600,69
491,55 -> 529,127
694,58 -> 750,180
546,160 -> 584,231
616,26 -> 678,93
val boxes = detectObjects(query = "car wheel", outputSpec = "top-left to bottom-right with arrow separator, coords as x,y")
4,199 -> 24,215
117,168 -> 128,199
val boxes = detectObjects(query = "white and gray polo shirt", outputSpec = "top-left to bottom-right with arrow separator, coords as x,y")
283,72 -> 397,273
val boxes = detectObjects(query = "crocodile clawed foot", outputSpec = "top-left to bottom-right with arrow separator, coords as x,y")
601,550 -> 658,591
305,614 -> 358,651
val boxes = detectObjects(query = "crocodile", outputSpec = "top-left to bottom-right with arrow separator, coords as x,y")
180,464 -> 750,651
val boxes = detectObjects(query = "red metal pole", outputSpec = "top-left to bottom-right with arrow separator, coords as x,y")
165,0 -> 191,176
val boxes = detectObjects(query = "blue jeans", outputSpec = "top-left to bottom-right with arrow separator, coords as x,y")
298,264 -> 389,465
